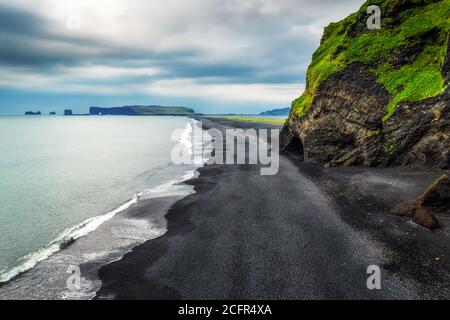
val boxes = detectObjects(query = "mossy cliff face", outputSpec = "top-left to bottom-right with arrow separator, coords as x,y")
282,0 -> 450,168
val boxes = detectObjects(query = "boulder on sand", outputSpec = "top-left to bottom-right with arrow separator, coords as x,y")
417,174 -> 450,213
391,201 -> 415,218
412,207 -> 441,230
391,174 -> 449,230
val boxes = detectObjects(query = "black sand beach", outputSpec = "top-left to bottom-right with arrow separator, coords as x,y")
95,118 -> 450,300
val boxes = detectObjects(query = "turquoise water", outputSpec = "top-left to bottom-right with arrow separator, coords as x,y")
0,116 -> 193,282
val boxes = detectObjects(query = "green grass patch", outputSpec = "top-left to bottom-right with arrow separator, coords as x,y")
130,106 -> 195,115
209,116 -> 287,125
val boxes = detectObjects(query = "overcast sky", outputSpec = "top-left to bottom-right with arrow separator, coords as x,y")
0,0 -> 364,114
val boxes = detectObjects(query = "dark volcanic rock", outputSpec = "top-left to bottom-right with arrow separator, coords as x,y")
391,201 -> 441,230
385,93 -> 450,168
391,201 -> 415,218
282,63 -> 391,166
389,43 -> 423,68
418,174 -> 450,213
282,47 -> 450,169
413,207 -> 441,230
391,174 -> 449,229
281,1 -> 449,170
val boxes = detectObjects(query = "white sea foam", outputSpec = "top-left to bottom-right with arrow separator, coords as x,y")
0,117 -> 212,290
180,121 -> 194,156
0,196 -> 138,284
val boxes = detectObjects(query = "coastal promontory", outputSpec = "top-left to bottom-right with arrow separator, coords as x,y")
281,0 -> 449,169
90,105 -> 195,116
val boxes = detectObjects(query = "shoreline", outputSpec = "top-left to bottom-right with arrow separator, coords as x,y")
95,117 -> 450,300
0,117 -> 207,299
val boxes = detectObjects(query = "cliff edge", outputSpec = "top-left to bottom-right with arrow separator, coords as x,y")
281,0 -> 449,169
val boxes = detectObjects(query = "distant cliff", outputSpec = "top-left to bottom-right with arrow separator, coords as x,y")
260,108 -> 291,116
281,0 -> 449,169
90,105 -> 195,116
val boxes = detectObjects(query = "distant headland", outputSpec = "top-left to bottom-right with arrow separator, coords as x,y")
24,105 -> 196,116
90,105 -> 195,116
259,107 -> 290,116
24,111 -> 42,115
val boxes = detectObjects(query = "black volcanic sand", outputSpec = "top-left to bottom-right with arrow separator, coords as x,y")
95,117 -> 450,300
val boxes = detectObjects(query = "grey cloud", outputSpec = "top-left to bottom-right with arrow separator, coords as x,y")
0,0 -> 365,101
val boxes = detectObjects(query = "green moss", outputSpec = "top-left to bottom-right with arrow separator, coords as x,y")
344,32 -> 400,64
292,21 -> 347,116
383,130 -> 398,155
367,129 -> 381,138
379,44 -> 446,120
292,0 -> 450,119
208,116 -> 287,125
292,94 -> 313,116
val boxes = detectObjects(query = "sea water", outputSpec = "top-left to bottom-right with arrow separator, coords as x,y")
0,116 -> 209,299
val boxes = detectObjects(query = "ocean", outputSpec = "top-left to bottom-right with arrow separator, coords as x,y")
0,115 -> 209,299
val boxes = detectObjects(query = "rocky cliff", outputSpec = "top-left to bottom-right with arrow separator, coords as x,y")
90,105 -> 195,116
281,0 -> 449,169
